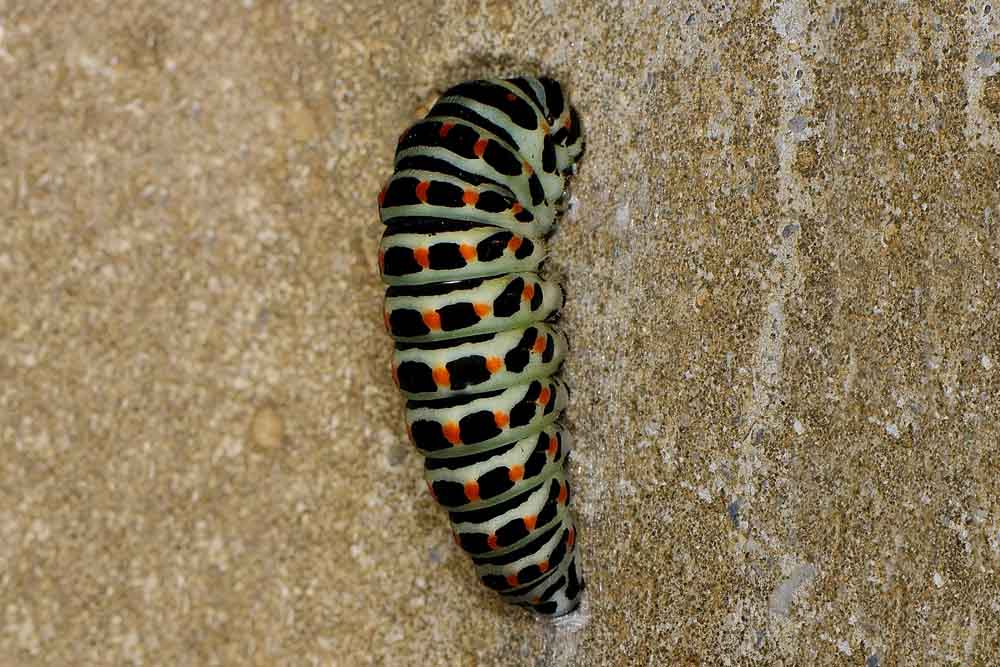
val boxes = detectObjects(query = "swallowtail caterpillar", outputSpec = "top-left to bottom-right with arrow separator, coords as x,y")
377,77 -> 584,616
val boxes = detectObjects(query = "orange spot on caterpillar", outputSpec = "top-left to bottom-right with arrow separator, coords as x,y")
508,465 -> 524,481
541,121 -> 550,133
377,250 -> 385,275
442,422 -> 461,445
422,310 -> 441,330
510,202 -> 523,215
459,244 -> 476,261
377,186 -> 387,207
507,236 -> 523,252
486,356 -> 503,373
531,596 -> 541,604
506,573 -> 519,587
523,515 -> 537,532
532,336 -> 547,354
557,483 -> 568,504
567,527 -> 576,547
547,435 -> 558,456
473,303 -> 490,318
487,533 -> 499,550
464,480 -> 480,502
473,138 -> 488,157
505,92 -> 517,102
391,364 -> 399,387
564,114 -> 572,129
453,531 -> 461,546
538,560 -> 549,573
439,122 -> 454,137
415,181 -> 430,203
522,283 -> 535,301
462,189 -> 479,206
494,411 -> 509,428
523,162 -> 533,175
383,310 -> 391,332
537,387 -> 550,405
405,422 -> 413,443
432,367 -> 450,387
413,247 -> 430,269
426,481 -> 437,500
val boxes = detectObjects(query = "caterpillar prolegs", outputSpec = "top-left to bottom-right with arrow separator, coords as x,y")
377,77 -> 584,616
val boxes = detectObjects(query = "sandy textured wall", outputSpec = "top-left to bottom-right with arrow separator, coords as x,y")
3,0 -> 1000,665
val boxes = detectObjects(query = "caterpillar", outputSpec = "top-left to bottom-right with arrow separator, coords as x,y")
377,76 -> 584,616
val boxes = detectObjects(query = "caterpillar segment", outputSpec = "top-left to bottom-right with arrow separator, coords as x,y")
378,76 -> 584,616
393,324 -> 568,401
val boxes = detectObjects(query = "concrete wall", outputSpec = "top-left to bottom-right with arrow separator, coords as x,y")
3,0 -> 999,664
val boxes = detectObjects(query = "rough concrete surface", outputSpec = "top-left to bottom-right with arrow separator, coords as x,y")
2,0 -> 999,665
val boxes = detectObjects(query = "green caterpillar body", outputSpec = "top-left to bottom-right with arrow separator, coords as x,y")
378,77 -> 584,616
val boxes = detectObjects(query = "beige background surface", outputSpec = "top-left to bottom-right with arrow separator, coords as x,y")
3,0 -> 1000,665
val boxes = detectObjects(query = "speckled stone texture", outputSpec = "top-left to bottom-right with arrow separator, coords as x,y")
2,1 -> 999,665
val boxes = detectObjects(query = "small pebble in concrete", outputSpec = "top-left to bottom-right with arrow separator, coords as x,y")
250,403 -> 285,449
